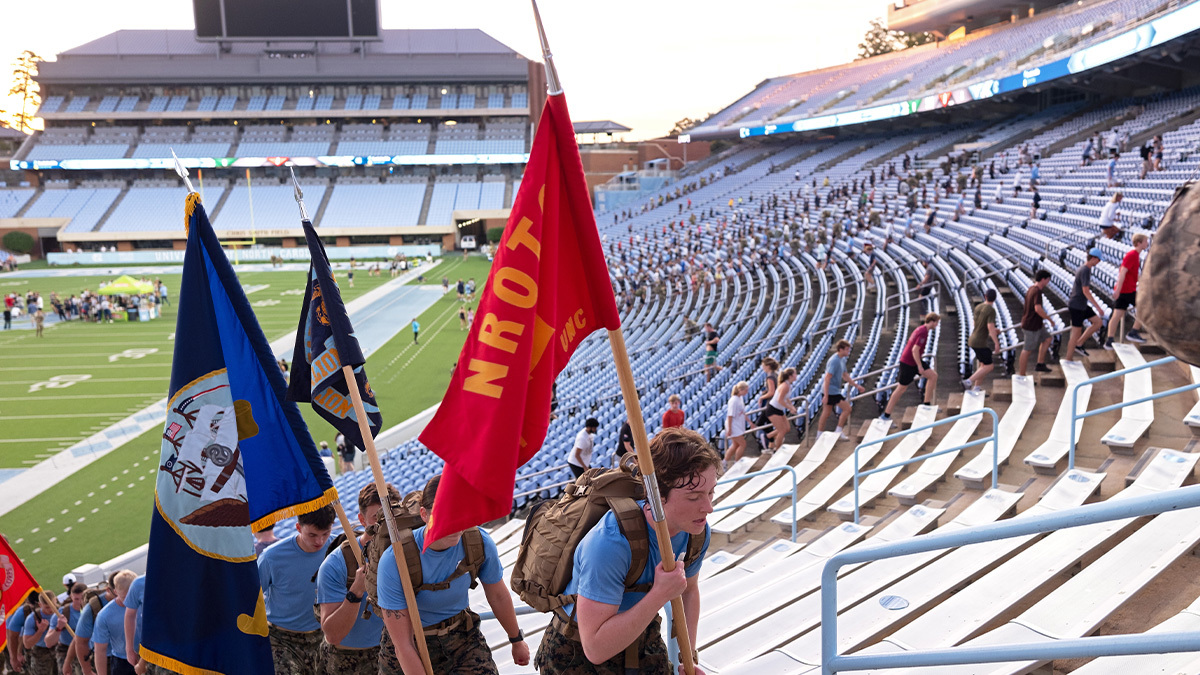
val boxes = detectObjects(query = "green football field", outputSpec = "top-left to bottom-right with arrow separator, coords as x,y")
0,255 -> 492,584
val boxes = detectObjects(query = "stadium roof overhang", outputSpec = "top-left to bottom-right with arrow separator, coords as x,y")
573,121 -> 632,134
690,1 -> 1200,142
888,0 -> 1071,36
36,29 -> 531,86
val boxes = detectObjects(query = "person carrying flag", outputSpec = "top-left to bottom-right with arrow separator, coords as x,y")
377,475 -> 527,674
20,594 -> 59,675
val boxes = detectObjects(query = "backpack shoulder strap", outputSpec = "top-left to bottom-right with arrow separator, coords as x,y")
339,540 -> 358,591
685,531 -> 705,569
395,528 -> 424,594
459,528 -> 487,590
607,497 -> 651,593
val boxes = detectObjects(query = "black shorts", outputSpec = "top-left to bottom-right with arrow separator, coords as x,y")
898,360 -> 926,386
766,404 -> 786,417
972,346 -> 994,366
824,394 -> 845,408
1069,306 -> 1097,327
1114,292 -> 1136,310
568,464 -> 585,479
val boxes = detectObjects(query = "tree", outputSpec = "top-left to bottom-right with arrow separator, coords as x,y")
669,114 -> 711,137
857,18 -> 936,60
6,50 -> 43,134
3,230 -> 35,255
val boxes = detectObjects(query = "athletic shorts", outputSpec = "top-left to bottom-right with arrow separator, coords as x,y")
704,350 -> 717,366
1114,292 -> 1136,310
824,394 -> 845,408
766,404 -> 786,417
1023,327 -> 1051,351
898,361 -> 926,386
972,346 -> 994,366
1069,306 -> 1097,327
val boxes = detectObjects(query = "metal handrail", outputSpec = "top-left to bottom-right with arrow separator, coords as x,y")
819,482 -> 1200,673
1068,355 -> 1200,470
511,479 -> 572,501
850,407 -> 1000,523
883,281 -> 938,302
519,463 -> 570,481
714,465 -> 801,542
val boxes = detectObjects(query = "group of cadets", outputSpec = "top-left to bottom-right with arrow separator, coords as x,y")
6,429 -> 722,675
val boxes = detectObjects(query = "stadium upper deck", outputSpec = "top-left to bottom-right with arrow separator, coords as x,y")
2,28 -> 538,250
688,0 -> 1200,140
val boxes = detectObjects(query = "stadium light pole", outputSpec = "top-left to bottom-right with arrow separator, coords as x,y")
531,1 -> 697,673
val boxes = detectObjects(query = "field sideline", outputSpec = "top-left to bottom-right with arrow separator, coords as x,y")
0,255 -> 492,583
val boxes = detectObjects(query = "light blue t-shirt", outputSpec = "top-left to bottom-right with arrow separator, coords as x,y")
21,608 -> 55,648
377,527 -> 502,627
124,576 -> 145,652
316,545 -> 383,649
564,503 -> 710,613
412,321 -> 420,333
75,597 -> 110,650
824,354 -> 848,395
92,599 -> 127,660
5,606 -> 29,633
257,534 -> 325,632
48,606 -> 82,647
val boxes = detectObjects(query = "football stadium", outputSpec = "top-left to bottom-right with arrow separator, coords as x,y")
5,0 -> 1200,673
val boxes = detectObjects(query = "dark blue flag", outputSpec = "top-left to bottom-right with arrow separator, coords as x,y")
286,219 -> 382,451
141,193 -> 337,675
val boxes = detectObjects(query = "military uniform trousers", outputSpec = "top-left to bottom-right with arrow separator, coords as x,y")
379,609 -> 497,675
267,624 -> 322,675
320,640 -> 379,675
535,615 -> 669,675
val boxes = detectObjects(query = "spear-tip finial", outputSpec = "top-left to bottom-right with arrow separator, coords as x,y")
289,165 -> 310,222
530,0 -> 563,96
171,149 -> 196,194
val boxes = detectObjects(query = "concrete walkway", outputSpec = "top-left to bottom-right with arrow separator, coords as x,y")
0,262 -> 442,518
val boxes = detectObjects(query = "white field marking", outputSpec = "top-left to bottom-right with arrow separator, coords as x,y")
108,348 -> 159,363
242,284 -> 270,295
48,537 -> 56,543
0,437 -> 82,443
21,459 -> 41,464
126,483 -> 133,488
74,500 -> 82,505
1,352 -> 162,359
63,527 -> 71,533
46,517 -> 54,523
122,469 -> 129,474
139,475 -> 146,480
31,548 -> 40,554
0,394 -> 156,401
27,374 -> 92,393
30,527 -> 39,533
168,333 -> 174,340
91,508 -> 98,513
99,484 -> 107,489
3,412 -> 140,420
76,516 -> 84,522
142,456 -> 149,461
280,288 -> 304,296
252,299 -> 282,307
104,499 -> 111,504
61,509 -> 68,514
0,365 -> 171,371
87,492 -> 94,497
13,538 -> 21,544
116,491 -> 124,496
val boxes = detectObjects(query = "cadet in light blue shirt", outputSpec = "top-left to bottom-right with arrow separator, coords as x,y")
93,569 -> 137,675
73,582 -> 114,666
257,505 -> 335,673
5,594 -> 35,674
317,484 -> 391,670
122,575 -> 146,670
534,428 -> 721,675
378,476 -> 527,674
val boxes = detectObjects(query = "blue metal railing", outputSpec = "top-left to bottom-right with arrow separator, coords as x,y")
819,482 -> 1200,673
851,408 -> 1001,523
713,465 -> 802,542
1067,355 -> 1200,469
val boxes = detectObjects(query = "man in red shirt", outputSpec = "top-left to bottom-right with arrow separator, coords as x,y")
662,394 -> 686,428
881,313 -> 940,422
1105,233 -> 1149,348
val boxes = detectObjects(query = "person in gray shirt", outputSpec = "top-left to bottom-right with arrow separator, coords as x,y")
1064,248 -> 1107,362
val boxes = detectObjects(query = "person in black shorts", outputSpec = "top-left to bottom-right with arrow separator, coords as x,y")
1064,249 -> 1106,362
964,289 -> 1001,391
882,313 -> 940,421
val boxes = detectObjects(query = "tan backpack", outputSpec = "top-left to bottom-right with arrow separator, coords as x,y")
363,490 -> 487,614
509,461 -> 704,628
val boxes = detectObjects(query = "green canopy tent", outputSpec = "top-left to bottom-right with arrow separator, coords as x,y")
98,275 -> 154,295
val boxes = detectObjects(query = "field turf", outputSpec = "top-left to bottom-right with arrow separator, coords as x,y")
0,255 -> 492,583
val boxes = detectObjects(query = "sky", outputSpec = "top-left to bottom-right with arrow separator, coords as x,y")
0,0 -> 895,139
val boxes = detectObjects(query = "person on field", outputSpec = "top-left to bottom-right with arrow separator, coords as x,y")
258,506 -> 336,675
317,483 -> 397,674
377,476 -> 528,674
881,313 -> 940,421
534,427 -> 720,675
964,289 -> 1001,391
567,418 -> 600,478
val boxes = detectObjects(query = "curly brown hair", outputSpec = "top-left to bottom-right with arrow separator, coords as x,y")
639,427 -> 722,500
357,481 -> 400,513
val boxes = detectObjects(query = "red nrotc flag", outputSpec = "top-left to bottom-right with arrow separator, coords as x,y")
419,92 -> 621,542
1,535 -> 40,654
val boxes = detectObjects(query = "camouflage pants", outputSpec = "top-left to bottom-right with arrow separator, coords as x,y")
267,624 -> 322,675
535,616 -> 669,675
319,640 -> 379,675
24,647 -> 56,675
53,645 -> 83,675
378,610 -> 497,675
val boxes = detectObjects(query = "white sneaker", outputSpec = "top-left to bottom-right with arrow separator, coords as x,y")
839,431 -> 851,441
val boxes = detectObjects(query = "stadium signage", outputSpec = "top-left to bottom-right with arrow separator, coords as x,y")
734,0 -> 1200,139
9,153 -> 531,171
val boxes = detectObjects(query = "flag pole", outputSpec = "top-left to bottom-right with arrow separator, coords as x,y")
290,167 -> 364,569
39,589 -> 76,640
528,1 -> 695,671
291,169 -> 432,674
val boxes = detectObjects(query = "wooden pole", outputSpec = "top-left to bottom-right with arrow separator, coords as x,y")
331,502 -> 364,566
341,364 -> 433,675
606,329 -> 696,675
39,589 -> 76,640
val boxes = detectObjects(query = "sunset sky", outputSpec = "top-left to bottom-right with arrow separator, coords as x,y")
0,0 -> 895,139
